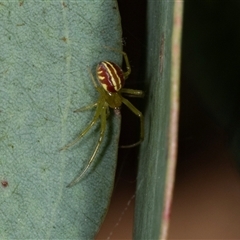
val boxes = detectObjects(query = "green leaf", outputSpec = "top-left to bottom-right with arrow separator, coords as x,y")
133,1 -> 183,239
0,1 -> 122,239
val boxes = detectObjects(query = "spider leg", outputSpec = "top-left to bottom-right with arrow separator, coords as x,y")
121,88 -> 144,98
121,51 -> 131,79
74,102 -> 98,112
60,102 -> 103,151
102,47 -> 131,79
88,67 -> 98,88
120,97 -> 144,148
67,105 -> 107,187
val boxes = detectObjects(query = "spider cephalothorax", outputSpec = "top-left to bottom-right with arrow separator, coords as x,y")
61,51 -> 144,187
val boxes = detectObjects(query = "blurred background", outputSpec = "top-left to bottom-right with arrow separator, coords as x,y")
97,0 -> 240,239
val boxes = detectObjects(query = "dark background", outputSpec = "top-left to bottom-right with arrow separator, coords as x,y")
97,1 -> 240,239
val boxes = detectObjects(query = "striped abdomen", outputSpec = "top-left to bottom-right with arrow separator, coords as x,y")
96,61 -> 125,93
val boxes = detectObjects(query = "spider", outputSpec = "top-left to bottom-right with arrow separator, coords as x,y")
61,50 -> 144,188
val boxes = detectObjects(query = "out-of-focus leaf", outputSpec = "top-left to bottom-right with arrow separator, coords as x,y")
0,1 -> 122,239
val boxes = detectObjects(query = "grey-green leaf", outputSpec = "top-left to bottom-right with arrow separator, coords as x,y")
0,1 -> 122,239
134,1 -> 183,239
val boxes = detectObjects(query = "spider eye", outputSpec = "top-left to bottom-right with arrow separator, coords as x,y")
96,61 -> 125,93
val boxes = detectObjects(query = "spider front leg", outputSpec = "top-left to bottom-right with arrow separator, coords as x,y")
121,97 -> 144,148
73,102 -> 98,113
60,98 -> 100,151
67,104 -> 108,187
60,105 -> 100,151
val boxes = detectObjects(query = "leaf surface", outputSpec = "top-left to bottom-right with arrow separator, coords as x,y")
0,1 -> 121,239
134,1 -> 183,239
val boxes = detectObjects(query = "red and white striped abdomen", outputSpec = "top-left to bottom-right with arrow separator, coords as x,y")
96,61 -> 125,93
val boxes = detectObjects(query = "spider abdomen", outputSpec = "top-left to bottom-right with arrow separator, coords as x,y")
97,61 -> 125,93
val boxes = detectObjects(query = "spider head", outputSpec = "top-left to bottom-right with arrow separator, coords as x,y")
105,91 -> 122,109
96,61 -> 125,93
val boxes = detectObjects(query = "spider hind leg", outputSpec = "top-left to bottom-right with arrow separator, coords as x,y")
120,97 -> 144,148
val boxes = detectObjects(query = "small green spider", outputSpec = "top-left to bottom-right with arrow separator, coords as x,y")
61,51 -> 144,187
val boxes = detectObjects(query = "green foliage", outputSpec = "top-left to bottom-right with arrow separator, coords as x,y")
134,1 -> 177,239
0,1 -> 121,239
